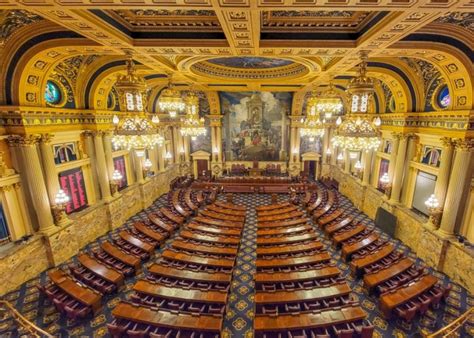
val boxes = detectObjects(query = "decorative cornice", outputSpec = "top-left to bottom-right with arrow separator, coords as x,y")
454,138 -> 474,151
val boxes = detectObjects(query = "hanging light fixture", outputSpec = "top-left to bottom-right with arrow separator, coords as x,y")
112,56 -> 163,155
158,78 -> 185,118
180,91 -> 206,141
315,82 -> 344,119
300,90 -> 325,142
332,51 -> 381,153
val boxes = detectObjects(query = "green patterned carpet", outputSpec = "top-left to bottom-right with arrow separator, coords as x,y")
1,190 -> 472,337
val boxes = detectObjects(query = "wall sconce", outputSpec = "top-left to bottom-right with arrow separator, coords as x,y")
52,189 -> 70,226
425,194 -> 443,229
179,147 -> 185,154
292,147 -> 299,162
143,158 -> 152,177
349,151 -> 358,160
110,169 -> 123,196
379,172 -> 392,197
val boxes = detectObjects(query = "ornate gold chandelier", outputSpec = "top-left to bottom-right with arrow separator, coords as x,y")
180,91 -> 206,141
300,90 -> 325,142
158,79 -> 185,118
332,52 -> 381,152
314,82 -> 343,119
112,57 -> 163,156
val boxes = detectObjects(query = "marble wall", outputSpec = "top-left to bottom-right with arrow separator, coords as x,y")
0,166 -> 179,296
331,166 -> 474,294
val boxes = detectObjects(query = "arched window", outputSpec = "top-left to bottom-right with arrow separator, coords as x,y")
53,143 -> 77,164
421,146 -> 442,167
437,85 -> 450,109
44,80 -> 62,105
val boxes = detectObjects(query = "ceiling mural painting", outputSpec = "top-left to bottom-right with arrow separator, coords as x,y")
207,57 -> 294,69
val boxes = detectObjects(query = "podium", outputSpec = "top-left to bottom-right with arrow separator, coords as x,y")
249,168 -> 264,177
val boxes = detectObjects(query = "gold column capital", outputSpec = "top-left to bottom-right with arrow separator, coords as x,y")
6,135 -> 40,147
39,133 -> 54,145
440,137 -> 455,148
454,138 -> 474,151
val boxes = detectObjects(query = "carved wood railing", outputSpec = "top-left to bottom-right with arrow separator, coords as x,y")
424,307 -> 474,338
0,300 -> 53,337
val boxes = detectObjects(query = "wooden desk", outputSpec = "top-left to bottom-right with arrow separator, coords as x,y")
256,242 -> 323,256
148,214 -> 177,233
249,168 -> 264,177
184,189 -> 199,211
134,280 -> 227,303
302,191 -> 313,206
148,264 -> 232,283
48,270 -> 102,314
257,206 -> 298,217
194,216 -> 243,228
258,218 -> 309,228
256,224 -> 313,236
134,222 -> 166,243
258,210 -> 305,222
318,209 -> 344,227
333,224 -> 366,246
172,190 -> 191,218
161,250 -> 235,268
256,252 -> 331,268
113,302 -> 222,333
186,223 -> 241,237
350,243 -> 395,275
207,204 -> 246,216
196,191 -> 205,204
256,202 -> 291,211
119,231 -> 155,254
214,201 -> 246,211
180,230 -> 240,245
325,217 -> 354,235
379,275 -> 438,318
256,266 -> 340,283
101,242 -> 141,271
257,233 -> 318,246
172,239 -> 238,256
200,209 -> 244,223
78,254 -> 124,287
160,207 -> 185,225
254,305 -> 366,332
307,195 -> 323,212
255,283 -> 351,304
364,258 -> 414,292
341,233 -> 379,261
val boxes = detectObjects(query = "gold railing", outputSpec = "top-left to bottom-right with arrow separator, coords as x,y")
424,307 -> 474,338
0,300 -> 53,337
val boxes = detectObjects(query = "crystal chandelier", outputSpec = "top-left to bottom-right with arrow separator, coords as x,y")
332,52 -> 381,152
112,57 -> 163,156
180,92 -> 206,141
158,79 -> 185,118
314,82 -> 343,119
300,90 -> 325,142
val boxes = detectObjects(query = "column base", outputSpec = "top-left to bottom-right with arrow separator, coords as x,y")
56,218 -> 73,227
423,221 -> 438,231
39,224 -> 60,235
435,228 -> 455,239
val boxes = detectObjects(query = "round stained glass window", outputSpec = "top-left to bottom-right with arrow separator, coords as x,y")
437,85 -> 450,109
44,81 -> 62,105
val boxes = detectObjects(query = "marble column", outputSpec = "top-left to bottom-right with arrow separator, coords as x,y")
322,128 -> 329,165
401,135 -> 418,204
216,126 -> 223,163
148,147 -> 159,175
344,150 -> 350,173
183,136 -> 190,163
83,131 -> 101,199
10,135 -> 55,232
437,139 -> 473,238
210,126 -> 217,162
295,128 -> 301,163
93,132 -> 112,200
387,134 -> 400,181
362,150 -> 372,185
134,152 -> 145,184
102,131 -> 115,180
434,137 -> 455,206
158,144 -> 166,172
39,134 -> 60,204
390,134 -> 408,203
289,127 -> 296,163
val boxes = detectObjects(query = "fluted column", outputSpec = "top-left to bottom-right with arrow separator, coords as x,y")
158,144 -> 166,172
437,140 -> 473,238
83,131 -> 101,199
149,147 -> 159,175
9,135 -> 55,232
39,134 -> 60,204
134,153 -> 145,183
295,127 -> 301,163
183,136 -> 190,163
102,131 -> 115,180
390,134 -> 409,203
289,126 -> 296,163
362,150 -> 372,185
434,137 -> 455,206
216,126 -> 223,163
93,132 -> 112,200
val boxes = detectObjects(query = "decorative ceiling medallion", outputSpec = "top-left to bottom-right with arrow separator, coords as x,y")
261,11 -> 377,32
207,57 -> 294,69
191,57 -> 308,80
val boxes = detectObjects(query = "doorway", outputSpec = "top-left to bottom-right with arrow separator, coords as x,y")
197,159 -> 209,178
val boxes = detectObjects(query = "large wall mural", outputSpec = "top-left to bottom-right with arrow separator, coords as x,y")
220,91 -> 291,162
190,91 -> 212,154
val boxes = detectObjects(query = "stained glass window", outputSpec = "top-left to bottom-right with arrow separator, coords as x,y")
437,85 -> 450,109
44,81 -> 62,105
